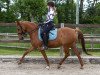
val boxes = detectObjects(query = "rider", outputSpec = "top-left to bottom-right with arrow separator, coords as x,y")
41,1 -> 56,50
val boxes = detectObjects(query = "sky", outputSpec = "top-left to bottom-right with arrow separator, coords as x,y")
58,0 -> 100,10
75,0 -> 100,10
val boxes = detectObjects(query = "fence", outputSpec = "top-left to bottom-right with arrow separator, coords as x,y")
0,23 -> 100,56
0,33 -> 100,48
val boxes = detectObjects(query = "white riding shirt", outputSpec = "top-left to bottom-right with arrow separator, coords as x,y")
46,8 -> 56,23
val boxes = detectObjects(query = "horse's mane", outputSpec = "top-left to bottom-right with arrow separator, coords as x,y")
18,21 -> 38,30
20,21 -> 38,29
21,21 -> 37,26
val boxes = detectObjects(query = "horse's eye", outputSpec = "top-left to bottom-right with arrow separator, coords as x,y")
17,27 -> 21,30
18,28 -> 20,30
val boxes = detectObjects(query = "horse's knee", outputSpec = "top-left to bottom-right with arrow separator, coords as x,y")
68,53 -> 70,56
64,51 -> 70,57
71,43 -> 76,49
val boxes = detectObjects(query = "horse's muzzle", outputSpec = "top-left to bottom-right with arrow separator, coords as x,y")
19,37 -> 24,40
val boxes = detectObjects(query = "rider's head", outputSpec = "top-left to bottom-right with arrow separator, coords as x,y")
47,1 -> 55,7
47,1 -> 56,15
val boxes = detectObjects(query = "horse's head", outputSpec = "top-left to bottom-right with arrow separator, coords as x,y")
16,21 -> 27,40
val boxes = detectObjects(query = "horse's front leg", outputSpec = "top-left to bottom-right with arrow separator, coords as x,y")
18,47 -> 34,64
40,50 -> 50,69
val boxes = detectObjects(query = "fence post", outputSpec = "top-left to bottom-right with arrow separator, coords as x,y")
91,32 -> 94,50
5,33 -> 9,40
60,23 -> 64,57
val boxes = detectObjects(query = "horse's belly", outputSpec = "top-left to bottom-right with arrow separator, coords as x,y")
48,41 -> 61,48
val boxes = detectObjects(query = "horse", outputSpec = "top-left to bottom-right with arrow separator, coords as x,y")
16,21 -> 90,69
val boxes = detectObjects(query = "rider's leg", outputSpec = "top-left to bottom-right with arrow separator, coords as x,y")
41,29 -> 48,50
40,21 -> 54,50
41,32 -> 48,45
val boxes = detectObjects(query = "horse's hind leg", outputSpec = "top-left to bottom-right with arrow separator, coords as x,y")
71,42 -> 84,69
18,47 -> 34,64
57,45 -> 70,69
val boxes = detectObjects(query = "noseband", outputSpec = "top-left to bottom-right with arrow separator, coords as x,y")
17,25 -> 26,35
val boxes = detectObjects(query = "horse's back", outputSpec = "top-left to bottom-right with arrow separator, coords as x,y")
57,27 -> 77,44
58,27 -> 76,36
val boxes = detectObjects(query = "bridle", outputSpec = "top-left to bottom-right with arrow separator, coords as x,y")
17,25 -> 39,36
17,25 -> 26,36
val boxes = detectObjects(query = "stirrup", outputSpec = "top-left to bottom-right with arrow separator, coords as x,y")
41,45 -> 48,50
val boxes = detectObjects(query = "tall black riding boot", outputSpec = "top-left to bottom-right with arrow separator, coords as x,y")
41,33 -> 48,50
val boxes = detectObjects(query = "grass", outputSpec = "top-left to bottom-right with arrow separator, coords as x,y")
0,42 -> 60,56
0,43 -> 31,48
88,50 -> 100,56
0,47 -> 60,56
0,43 -> 100,48
0,47 -> 100,56
0,43 -> 100,56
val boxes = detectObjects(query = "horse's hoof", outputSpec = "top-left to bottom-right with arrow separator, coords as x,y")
17,61 -> 22,65
80,66 -> 84,69
57,64 -> 61,69
46,66 -> 50,70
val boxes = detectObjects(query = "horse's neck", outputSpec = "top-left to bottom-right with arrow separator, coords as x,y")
25,23 -> 39,44
26,23 -> 38,33
28,27 -> 39,43
26,25 -> 35,32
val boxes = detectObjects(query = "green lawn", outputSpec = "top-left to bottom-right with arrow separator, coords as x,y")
0,43 -> 31,48
0,47 -> 60,56
0,43 -> 100,56
88,50 -> 100,56
0,47 -> 100,56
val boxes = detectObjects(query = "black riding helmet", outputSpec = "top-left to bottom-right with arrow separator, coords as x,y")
47,1 -> 55,7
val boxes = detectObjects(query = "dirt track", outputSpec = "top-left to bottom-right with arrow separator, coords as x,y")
0,62 -> 100,75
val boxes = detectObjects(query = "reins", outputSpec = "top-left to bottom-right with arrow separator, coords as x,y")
17,25 -> 26,35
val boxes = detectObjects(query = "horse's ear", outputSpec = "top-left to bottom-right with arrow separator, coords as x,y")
16,21 -> 20,26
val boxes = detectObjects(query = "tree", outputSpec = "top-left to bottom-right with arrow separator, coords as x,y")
82,0 -> 100,24
93,2 -> 100,23
56,0 -> 76,23
79,0 -> 84,23
14,0 -> 46,22
0,0 -> 17,22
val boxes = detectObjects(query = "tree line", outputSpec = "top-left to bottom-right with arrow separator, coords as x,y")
0,0 -> 100,24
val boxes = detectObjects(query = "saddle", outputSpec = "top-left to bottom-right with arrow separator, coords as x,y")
38,27 -> 57,41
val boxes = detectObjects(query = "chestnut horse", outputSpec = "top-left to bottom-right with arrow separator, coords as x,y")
16,21 -> 90,69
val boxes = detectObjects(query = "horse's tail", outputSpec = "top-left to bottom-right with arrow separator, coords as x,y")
75,27 -> 91,55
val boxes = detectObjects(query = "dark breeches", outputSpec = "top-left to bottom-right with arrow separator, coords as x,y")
41,21 -> 54,46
